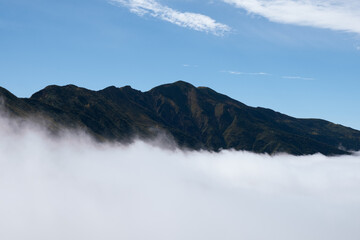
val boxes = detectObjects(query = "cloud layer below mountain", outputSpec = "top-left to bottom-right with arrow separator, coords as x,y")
1,115 -> 360,240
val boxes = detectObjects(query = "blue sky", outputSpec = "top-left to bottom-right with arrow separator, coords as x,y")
1,0 -> 360,129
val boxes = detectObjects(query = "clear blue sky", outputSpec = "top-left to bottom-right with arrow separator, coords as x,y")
1,0 -> 360,129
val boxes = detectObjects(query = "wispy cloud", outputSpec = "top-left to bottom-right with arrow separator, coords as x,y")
226,70 -> 270,76
110,0 -> 231,35
223,0 -> 360,34
282,76 -> 315,81
223,70 -> 315,80
183,64 -> 198,68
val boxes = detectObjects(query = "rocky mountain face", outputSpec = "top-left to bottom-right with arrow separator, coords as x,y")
1,81 -> 360,155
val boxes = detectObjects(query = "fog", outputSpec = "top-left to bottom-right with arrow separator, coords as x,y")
0,115 -> 360,240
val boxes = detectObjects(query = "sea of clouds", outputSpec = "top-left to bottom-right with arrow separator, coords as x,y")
0,114 -> 360,240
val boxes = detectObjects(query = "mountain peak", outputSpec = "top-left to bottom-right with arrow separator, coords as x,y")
149,80 -> 196,92
172,80 -> 196,88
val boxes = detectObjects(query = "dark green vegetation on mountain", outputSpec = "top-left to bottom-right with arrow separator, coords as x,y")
1,81 -> 359,155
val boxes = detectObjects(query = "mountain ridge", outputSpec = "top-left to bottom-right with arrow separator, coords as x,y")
1,81 -> 359,156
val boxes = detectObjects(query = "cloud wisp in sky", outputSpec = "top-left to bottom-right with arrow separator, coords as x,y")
223,0 -> 360,34
223,70 -> 316,81
1,114 -> 360,240
110,0 -> 230,35
226,70 -> 270,76
282,75 -> 315,80
183,64 -> 198,68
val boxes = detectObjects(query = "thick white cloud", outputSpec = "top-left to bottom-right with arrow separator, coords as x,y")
223,0 -> 360,34
110,0 -> 230,35
1,115 -> 360,239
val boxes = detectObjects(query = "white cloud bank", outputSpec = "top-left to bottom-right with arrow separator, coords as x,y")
1,115 -> 360,240
110,0 -> 230,35
223,0 -> 360,34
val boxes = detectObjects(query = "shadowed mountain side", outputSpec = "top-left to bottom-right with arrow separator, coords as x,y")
1,81 -> 360,155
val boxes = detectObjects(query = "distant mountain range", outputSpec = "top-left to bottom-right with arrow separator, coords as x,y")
1,81 -> 359,155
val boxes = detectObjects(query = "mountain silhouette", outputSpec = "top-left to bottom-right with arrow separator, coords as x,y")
1,81 -> 359,155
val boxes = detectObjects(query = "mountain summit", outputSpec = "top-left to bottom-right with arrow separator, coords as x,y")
1,81 -> 359,155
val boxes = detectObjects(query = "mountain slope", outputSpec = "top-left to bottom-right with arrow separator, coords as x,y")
1,81 -> 359,155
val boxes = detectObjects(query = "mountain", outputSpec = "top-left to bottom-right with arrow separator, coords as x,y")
1,81 -> 359,155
